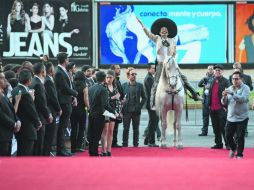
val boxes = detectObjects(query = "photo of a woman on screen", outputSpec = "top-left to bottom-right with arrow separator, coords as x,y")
42,2 -> 55,39
7,0 -> 29,36
29,2 -> 45,33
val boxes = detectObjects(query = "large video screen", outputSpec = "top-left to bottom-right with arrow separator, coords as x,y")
99,4 -> 227,65
0,0 -> 92,61
235,3 -> 254,64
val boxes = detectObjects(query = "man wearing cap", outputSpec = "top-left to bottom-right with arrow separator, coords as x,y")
137,17 -> 201,109
208,64 -> 230,149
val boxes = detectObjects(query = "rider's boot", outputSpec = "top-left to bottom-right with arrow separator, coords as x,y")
180,73 -> 202,101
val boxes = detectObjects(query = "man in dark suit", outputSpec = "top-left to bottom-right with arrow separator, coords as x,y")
12,69 -> 42,156
44,62 -> 62,156
122,67 -> 147,147
110,64 -> 124,148
30,63 -> 53,156
88,71 -> 115,156
54,52 -> 78,156
0,72 -> 21,156
143,63 -> 159,147
229,62 -> 253,137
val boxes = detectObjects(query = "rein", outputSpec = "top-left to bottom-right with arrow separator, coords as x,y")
165,85 -> 183,110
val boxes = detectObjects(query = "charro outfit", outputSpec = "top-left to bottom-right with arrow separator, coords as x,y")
142,27 -> 199,107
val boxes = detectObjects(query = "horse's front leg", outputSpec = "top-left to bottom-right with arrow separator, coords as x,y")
173,118 -> 177,148
175,108 -> 183,149
160,110 -> 167,148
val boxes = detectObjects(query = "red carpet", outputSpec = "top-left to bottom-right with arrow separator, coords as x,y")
0,147 -> 254,190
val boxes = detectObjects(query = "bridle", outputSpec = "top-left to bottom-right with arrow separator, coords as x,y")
164,61 -> 184,110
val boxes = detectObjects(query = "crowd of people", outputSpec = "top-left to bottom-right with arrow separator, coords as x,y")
1,13 -> 254,158
0,52 -> 146,157
0,54 -> 253,159
198,63 -> 254,158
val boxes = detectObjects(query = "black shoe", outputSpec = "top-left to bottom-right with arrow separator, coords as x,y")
76,148 -> 85,152
148,143 -> 159,147
144,138 -> 148,145
56,151 -> 72,157
100,152 -> 108,157
112,144 -> 122,148
107,152 -> 112,157
198,133 -> 207,136
211,144 -> 223,149
122,144 -> 128,147
89,154 -> 99,157
71,149 -> 76,154
225,145 -> 230,150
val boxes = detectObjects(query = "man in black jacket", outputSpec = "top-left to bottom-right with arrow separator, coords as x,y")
143,63 -> 159,147
110,64 -> 124,148
208,65 -> 230,149
12,69 -> 42,156
0,72 -> 21,156
122,67 -> 147,147
88,71 -> 115,156
198,65 -> 214,136
54,52 -> 78,156
44,62 -> 62,156
31,63 -> 53,156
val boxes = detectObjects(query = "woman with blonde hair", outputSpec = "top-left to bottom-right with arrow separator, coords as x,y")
7,0 -> 29,36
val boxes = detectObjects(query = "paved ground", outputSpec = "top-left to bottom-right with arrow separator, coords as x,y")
115,109 -> 254,148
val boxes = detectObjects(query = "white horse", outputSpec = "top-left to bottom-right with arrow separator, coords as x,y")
155,57 -> 185,149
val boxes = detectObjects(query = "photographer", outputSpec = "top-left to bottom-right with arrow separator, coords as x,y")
222,71 -> 250,159
198,65 -> 214,136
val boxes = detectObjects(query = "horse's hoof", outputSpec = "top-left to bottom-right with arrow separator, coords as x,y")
160,144 -> 167,149
176,144 -> 183,149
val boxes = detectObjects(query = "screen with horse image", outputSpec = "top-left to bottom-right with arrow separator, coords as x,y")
99,3 -> 227,65
0,0 -> 92,62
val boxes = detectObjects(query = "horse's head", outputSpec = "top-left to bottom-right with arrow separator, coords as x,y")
163,57 -> 179,89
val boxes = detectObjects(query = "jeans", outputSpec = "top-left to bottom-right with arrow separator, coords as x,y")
225,118 -> 248,157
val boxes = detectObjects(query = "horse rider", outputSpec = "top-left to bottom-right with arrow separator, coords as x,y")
137,17 -> 202,109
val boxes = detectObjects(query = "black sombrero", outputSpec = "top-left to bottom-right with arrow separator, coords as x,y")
151,18 -> 177,38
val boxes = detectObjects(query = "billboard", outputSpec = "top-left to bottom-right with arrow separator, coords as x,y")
99,3 -> 227,65
235,3 -> 254,64
0,0 -> 92,61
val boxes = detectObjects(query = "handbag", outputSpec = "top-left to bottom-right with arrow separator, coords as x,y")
115,115 -> 123,123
